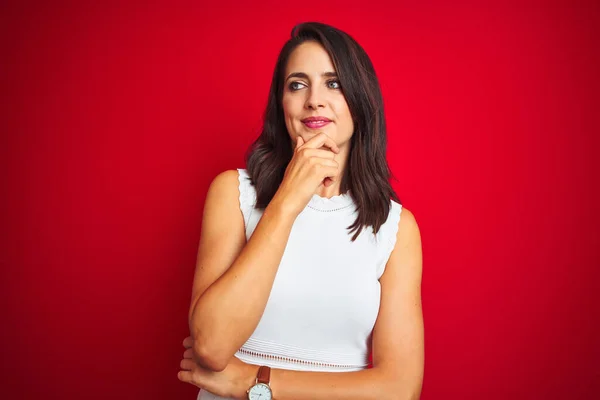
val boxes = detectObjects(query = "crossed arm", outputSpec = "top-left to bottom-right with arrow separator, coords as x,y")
179,171 -> 424,399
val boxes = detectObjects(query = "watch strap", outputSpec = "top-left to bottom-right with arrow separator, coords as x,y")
257,365 -> 271,384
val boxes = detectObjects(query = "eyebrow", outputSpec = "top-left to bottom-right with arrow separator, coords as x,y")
285,71 -> 338,81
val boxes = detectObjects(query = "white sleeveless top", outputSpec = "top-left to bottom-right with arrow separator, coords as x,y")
197,169 -> 402,400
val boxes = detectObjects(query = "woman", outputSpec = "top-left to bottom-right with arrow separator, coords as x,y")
178,22 -> 424,400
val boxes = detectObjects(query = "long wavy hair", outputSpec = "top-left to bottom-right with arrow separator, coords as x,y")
245,22 -> 400,241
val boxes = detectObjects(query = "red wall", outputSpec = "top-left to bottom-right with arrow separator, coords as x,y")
2,1 -> 598,399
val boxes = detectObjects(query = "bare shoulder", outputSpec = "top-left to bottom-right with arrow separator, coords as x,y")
397,206 -> 421,246
206,169 -> 241,200
380,205 -> 423,280
202,168 -> 245,235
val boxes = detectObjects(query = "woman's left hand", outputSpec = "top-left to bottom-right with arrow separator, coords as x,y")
178,336 -> 257,400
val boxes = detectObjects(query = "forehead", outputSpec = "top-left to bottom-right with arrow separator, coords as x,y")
285,41 -> 336,75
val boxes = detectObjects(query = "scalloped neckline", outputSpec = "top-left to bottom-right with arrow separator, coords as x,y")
308,191 -> 354,211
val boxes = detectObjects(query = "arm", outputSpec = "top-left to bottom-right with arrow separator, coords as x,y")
179,207 -> 424,399
189,170 -> 298,371
266,207 -> 424,400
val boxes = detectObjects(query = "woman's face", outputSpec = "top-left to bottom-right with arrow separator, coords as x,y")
282,41 -> 354,150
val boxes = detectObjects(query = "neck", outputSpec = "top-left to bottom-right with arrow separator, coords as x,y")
314,143 -> 350,198
314,183 -> 345,199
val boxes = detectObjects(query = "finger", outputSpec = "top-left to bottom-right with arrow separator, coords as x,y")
303,132 -> 340,153
180,358 -> 196,371
300,148 -> 337,159
295,136 -> 304,150
304,132 -> 338,152
306,159 -> 339,184
182,336 -> 193,349
177,370 -> 192,383
318,164 -> 340,182
183,348 -> 194,359
308,157 -> 339,171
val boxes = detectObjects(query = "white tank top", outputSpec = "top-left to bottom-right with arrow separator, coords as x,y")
197,169 -> 402,400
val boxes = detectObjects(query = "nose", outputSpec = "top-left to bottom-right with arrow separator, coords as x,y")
305,87 -> 325,110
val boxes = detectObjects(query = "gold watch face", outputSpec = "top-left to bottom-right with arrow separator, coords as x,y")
248,383 -> 272,400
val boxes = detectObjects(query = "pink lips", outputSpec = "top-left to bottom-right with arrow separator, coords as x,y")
301,117 -> 332,129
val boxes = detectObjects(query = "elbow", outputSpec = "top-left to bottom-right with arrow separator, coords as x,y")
395,382 -> 422,400
382,388 -> 421,400
380,377 -> 422,400
401,389 -> 422,400
192,339 -> 231,372
189,308 -> 231,371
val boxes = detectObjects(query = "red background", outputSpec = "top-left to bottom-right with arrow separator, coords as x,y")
2,1 -> 599,399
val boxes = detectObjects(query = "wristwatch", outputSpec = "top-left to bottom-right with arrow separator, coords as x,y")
247,365 -> 272,400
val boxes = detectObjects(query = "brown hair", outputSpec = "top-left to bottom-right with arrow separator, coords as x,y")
245,22 -> 400,241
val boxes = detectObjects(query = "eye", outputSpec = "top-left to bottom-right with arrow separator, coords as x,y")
327,79 -> 341,89
289,81 -> 306,91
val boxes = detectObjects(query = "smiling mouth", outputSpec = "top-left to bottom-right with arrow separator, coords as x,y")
302,120 -> 332,129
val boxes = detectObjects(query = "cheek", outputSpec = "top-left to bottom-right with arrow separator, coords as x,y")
281,97 -> 296,134
282,97 -> 297,120
282,97 -> 290,117
335,102 -> 354,133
